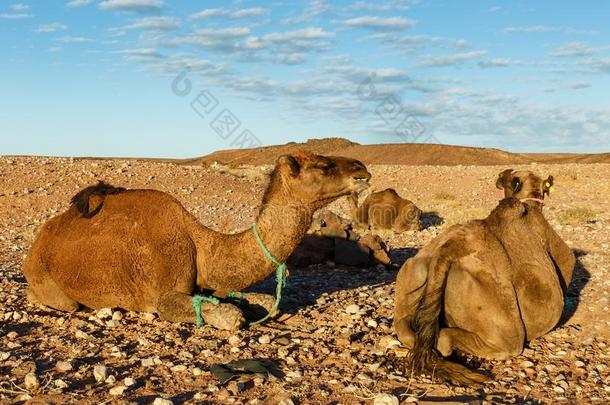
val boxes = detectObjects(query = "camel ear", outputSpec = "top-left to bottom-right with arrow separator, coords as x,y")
496,169 -> 513,189
544,175 -> 554,195
277,155 -> 300,176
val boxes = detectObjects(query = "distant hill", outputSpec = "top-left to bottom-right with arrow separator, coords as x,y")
183,138 -> 610,166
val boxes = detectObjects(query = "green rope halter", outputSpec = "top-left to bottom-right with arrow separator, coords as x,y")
247,222 -> 288,327
192,294 -> 220,328
191,223 -> 288,328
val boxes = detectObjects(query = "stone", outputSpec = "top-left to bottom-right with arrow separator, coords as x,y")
112,311 -> 123,321
152,399 -> 173,405
96,308 -> 113,319
109,385 -> 127,396
24,373 -> 39,390
373,393 -> 399,405
346,304 -> 360,314
55,361 -> 73,372
93,364 -> 108,382
258,335 -> 271,344
124,377 -> 136,387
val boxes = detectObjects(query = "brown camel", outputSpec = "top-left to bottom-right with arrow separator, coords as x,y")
349,188 -> 422,232
394,172 -> 574,385
23,152 -> 371,330
496,168 -> 553,204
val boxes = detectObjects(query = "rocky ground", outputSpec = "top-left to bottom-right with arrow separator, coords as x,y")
0,156 -> 609,404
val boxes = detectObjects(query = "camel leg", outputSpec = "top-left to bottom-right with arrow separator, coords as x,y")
394,317 -> 415,348
26,278 -> 79,313
437,327 -> 524,360
157,291 -> 244,330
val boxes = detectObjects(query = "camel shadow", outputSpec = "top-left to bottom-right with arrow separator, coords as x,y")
557,249 -> 590,327
248,247 -> 420,314
421,211 -> 444,230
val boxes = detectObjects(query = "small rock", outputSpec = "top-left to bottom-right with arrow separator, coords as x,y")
0,352 -> 10,361
112,311 -> 123,321
153,399 -> 173,405
277,398 -> 295,405
75,330 -> 90,339
93,364 -> 108,382
366,319 -> 378,328
55,361 -> 73,372
171,364 -> 187,372
575,360 -> 585,367
192,367 -> 203,376
54,379 -> 68,389
373,393 -> 400,405
258,335 -> 271,344
521,360 -> 535,368
105,375 -> 116,384
143,313 -> 156,321
124,377 -> 136,386
109,385 -> 127,396
105,319 -> 120,328
6,331 -> 18,339
24,373 -> 39,390
228,335 -> 241,346
553,386 -> 565,394
345,304 -> 360,314
96,308 -> 113,319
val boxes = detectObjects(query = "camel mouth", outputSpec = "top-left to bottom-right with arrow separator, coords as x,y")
351,178 -> 371,194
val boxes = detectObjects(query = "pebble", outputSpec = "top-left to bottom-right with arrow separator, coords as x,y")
124,377 -> 136,386
228,335 -> 241,346
258,335 -> 271,344
54,379 -> 68,389
55,361 -> 73,372
373,394 -> 400,405
367,319 -> 378,328
153,399 -> 173,405
93,364 -> 108,382
24,373 -> 39,390
109,385 -> 127,396
346,304 -> 360,314
554,386 -> 565,394
521,360 -> 535,368
171,364 -> 187,372
112,311 -> 123,321
96,308 -> 113,319
278,399 -> 295,405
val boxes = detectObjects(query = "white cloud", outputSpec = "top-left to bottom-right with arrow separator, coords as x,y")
99,0 -> 163,13
54,35 -> 93,43
10,3 -> 29,11
66,0 -> 92,7
342,16 -> 416,31
126,16 -> 180,30
478,58 -> 521,68
550,42 -> 596,57
347,0 -> 412,12
0,13 -> 32,19
189,7 -> 268,20
417,50 -> 487,67
282,0 -> 329,25
576,57 -> 610,73
118,48 -> 163,62
34,23 -> 68,33
48,47 -> 63,53
503,25 -> 598,35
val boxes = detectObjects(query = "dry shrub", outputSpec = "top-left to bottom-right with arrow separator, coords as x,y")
559,207 -> 596,225
435,191 -> 456,201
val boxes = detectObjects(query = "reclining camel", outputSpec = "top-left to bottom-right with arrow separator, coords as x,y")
394,171 -> 573,384
23,152 -> 371,330
349,188 -> 422,232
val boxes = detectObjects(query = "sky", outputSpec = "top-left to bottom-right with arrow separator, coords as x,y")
1,0 -> 609,158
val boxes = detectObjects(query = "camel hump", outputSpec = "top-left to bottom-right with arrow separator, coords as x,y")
70,181 -> 126,218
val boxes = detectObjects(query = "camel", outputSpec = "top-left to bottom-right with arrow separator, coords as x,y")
496,168 -> 553,203
393,172 -> 574,385
349,188 -> 422,232
23,151 -> 371,330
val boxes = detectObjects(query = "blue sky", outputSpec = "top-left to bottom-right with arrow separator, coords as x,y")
1,0 -> 609,157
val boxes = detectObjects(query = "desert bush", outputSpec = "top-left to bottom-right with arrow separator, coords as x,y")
559,207 -> 596,225
434,191 -> 456,200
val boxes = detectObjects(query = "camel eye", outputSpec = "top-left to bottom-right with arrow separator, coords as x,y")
511,177 -> 522,193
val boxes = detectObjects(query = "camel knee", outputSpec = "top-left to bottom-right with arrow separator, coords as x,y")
394,317 -> 415,349
26,283 -> 79,313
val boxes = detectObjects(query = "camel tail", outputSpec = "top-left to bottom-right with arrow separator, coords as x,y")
407,242 -> 489,386
70,181 -> 126,218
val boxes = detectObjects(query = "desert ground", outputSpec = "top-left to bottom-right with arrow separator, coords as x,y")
0,151 -> 609,404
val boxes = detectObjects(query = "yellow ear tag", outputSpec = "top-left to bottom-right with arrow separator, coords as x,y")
548,185 -> 554,193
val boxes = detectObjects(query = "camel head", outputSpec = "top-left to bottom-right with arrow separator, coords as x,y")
495,169 -> 553,207
264,151 -> 371,210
